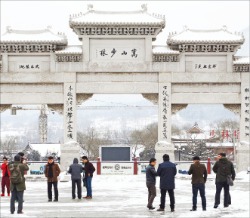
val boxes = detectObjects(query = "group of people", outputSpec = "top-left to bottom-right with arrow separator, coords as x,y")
1,154 -> 95,214
146,153 -> 235,212
1,151 -> 236,215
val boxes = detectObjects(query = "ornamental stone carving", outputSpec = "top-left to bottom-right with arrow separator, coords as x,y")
170,44 -> 237,53
47,104 -> 63,114
79,27 -> 157,36
233,65 -> 250,72
0,104 -> 12,113
0,44 -> 58,53
172,104 -> 188,114
153,54 -> 178,62
56,55 -> 82,62
76,94 -> 93,105
142,94 -> 158,105
223,104 -> 241,115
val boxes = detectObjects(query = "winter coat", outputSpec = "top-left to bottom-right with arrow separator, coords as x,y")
1,163 -> 10,177
44,162 -> 61,182
9,161 -> 29,192
68,158 -> 83,180
83,161 -> 95,178
188,162 -> 207,184
213,157 -> 235,183
157,161 -> 177,190
146,164 -> 158,185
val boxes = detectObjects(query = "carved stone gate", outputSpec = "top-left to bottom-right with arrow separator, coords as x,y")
0,5 -> 249,171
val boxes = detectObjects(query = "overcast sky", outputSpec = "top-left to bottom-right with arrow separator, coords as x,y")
1,1 -> 249,45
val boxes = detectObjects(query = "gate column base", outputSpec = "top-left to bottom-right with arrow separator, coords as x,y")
155,141 -> 175,167
236,141 -> 250,172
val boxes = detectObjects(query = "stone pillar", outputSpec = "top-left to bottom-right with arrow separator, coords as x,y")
61,74 -> 80,172
155,81 -> 174,164
237,72 -> 250,172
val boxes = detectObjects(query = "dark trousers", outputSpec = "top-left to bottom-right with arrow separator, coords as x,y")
1,176 -> 10,194
215,182 -> 230,207
160,189 -> 175,210
47,182 -> 58,200
86,177 -> 92,197
10,187 -> 23,213
146,182 -> 156,207
72,179 -> 82,199
192,183 -> 206,209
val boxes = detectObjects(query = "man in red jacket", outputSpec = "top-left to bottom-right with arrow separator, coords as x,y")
1,157 -> 10,197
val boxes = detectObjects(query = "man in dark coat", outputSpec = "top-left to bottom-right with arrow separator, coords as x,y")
44,156 -> 61,202
9,155 -> 29,214
157,154 -> 177,212
82,156 -> 95,199
188,156 -> 207,211
1,156 -> 10,197
213,153 -> 235,208
146,158 -> 158,210
68,158 -> 83,199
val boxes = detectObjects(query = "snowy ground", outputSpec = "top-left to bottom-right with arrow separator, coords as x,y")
0,172 -> 249,218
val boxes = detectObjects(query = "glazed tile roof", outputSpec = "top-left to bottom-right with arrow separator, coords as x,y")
55,45 -> 82,54
152,45 -> 179,54
167,26 -> 244,44
69,5 -> 165,26
233,57 -> 250,64
0,26 -> 67,44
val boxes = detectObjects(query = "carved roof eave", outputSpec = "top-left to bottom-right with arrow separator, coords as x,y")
0,40 -> 68,45
167,40 -> 244,45
71,25 -> 165,38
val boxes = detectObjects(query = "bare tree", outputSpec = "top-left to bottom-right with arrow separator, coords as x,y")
0,136 -> 18,159
77,127 -> 113,160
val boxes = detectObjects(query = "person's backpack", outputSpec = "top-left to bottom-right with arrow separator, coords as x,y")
9,164 -> 23,184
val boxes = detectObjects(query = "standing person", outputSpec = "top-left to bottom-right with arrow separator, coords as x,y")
1,157 -> 11,197
68,158 -> 83,200
82,156 -> 95,199
213,153 -> 235,209
188,156 -> 207,211
44,156 -> 61,202
9,155 -> 29,214
157,154 -> 177,212
146,158 -> 158,210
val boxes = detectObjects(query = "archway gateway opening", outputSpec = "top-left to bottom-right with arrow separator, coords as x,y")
0,5 -> 249,172
76,94 -> 158,161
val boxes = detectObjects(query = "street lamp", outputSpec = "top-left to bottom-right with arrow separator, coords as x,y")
175,145 -> 185,161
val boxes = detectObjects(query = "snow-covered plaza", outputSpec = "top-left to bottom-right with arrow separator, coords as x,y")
0,173 -> 249,218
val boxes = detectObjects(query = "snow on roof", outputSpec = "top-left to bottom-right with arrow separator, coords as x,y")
0,26 -> 67,44
152,45 -> 179,55
30,144 -> 61,157
233,57 -> 250,64
187,122 -> 204,134
167,26 -> 244,44
55,45 -> 82,54
69,4 -> 165,26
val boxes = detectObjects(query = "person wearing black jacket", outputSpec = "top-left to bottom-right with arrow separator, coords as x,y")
213,153 -> 235,209
146,158 -> 158,210
68,158 -> 83,199
156,154 -> 177,212
82,156 -> 95,199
